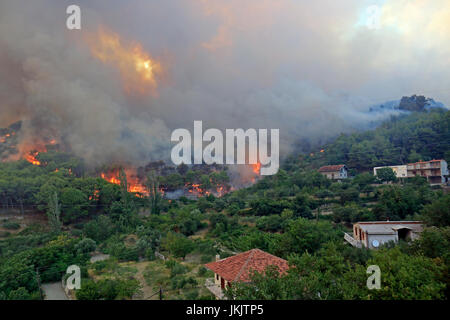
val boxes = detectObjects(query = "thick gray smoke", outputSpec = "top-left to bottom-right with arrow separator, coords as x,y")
1,0 -> 449,167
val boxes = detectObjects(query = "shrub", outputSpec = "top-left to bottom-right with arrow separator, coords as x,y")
2,222 -> 20,230
170,263 -> 188,277
0,231 -> 11,238
200,255 -> 213,264
197,266 -> 207,277
184,288 -> 199,300
145,248 -> 155,261
75,238 -> 96,254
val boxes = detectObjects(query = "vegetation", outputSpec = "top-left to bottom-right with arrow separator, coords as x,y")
0,110 -> 449,300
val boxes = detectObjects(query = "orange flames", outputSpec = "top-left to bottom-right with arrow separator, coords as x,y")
20,138 -> 58,166
186,183 -> 210,197
23,143 -> 48,166
185,182 -> 228,197
0,132 -> 15,143
252,162 -> 261,175
101,172 -> 121,185
25,151 -> 42,166
86,27 -> 163,95
101,168 -> 149,197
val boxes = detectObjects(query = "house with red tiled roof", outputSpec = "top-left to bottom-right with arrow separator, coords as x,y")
318,164 -> 348,180
204,249 -> 289,298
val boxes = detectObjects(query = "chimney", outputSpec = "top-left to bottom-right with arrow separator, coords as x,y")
215,254 -> 220,261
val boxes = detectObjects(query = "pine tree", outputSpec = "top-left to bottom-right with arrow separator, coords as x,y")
146,170 -> 161,215
47,192 -> 62,233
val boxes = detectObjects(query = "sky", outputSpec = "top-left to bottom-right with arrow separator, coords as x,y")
0,0 -> 449,166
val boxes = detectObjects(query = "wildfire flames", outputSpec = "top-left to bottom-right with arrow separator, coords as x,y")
20,138 -> 58,166
0,132 -> 14,144
21,142 -> 49,166
86,27 -> 163,94
25,151 -> 42,166
185,182 -> 228,197
186,183 -> 210,197
100,168 -> 149,197
252,162 -> 261,175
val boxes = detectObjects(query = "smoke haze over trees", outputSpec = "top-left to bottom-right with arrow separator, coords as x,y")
1,0 -> 449,167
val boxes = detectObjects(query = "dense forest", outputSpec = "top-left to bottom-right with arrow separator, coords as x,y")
300,109 -> 450,172
0,109 -> 449,300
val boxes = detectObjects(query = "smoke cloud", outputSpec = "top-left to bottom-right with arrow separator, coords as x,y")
0,0 -> 449,167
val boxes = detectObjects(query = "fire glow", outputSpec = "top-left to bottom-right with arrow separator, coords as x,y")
23,143 -> 49,166
25,151 -> 42,166
101,169 -> 149,197
86,27 -> 163,94
252,162 -> 261,175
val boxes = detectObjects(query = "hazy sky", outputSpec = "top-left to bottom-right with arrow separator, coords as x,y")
0,0 -> 448,165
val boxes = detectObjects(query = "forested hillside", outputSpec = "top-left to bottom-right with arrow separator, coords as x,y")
301,109 -> 450,172
0,110 -> 449,300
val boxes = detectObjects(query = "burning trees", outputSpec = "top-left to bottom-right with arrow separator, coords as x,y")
0,121 -> 21,161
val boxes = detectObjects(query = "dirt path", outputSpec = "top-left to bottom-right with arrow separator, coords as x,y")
133,261 -> 159,300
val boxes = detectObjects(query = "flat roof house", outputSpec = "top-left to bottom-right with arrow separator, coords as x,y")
318,164 -> 348,180
407,159 -> 449,185
344,221 -> 423,249
204,249 -> 289,299
373,165 -> 408,178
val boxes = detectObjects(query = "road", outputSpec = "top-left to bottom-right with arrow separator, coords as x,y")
41,282 -> 68,300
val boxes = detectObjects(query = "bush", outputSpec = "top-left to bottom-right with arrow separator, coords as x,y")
92,260 -> 109,273
197,266 -> 207,277
70,229 -> 83,237
170,275 -> 197,290
184,288 -> 199,300
76,278 -> 140,300
170,263 -> 188,277
75,238 -> 96,254
145,248 -> 155,261
8,287 -> 37,300
2,222 -> 20,230
83,215 -> 115,243
0,231 -> 11,238
106,240 -> 139,262
200,255 -> 214,264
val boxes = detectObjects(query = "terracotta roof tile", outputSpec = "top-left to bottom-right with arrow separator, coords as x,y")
318,164 -> 345,172
204,249 -> 289,282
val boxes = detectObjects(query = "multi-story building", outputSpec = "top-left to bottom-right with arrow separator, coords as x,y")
407,159 -> 448,185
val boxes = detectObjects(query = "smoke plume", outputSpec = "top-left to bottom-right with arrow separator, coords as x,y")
0,0 -> 449,167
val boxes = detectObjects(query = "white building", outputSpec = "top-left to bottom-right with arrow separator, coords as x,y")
373,165 -> 408,178
344,221 -> 423,249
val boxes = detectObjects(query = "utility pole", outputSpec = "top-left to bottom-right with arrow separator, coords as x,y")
159,286 -> 163,300
36,267 -> 44,300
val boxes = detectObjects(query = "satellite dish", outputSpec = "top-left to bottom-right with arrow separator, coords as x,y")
372,240 -> 380,248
